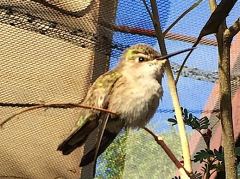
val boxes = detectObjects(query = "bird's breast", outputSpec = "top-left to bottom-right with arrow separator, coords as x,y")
109,77 -> 163,128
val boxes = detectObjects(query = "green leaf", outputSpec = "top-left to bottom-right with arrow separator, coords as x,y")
183,108 -> 188,120
194,149 -> 214,162
167,118 -> 177,125
168,108 -> 210,130
214,148 -> 224,162
199,117 -> 210,129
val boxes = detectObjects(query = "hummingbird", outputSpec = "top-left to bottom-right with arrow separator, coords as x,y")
57,44 -> 194,167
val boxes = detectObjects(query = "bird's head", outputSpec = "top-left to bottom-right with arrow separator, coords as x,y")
117,43 -> 195,81
118,44 -> 166,80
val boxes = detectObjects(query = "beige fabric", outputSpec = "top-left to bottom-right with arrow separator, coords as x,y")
0,0 -> 117,178
48,0 -> 93,12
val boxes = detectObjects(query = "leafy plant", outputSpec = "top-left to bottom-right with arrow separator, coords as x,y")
169,108 -> 240,178
168,108 -> 210,131
96,108 -> 240,179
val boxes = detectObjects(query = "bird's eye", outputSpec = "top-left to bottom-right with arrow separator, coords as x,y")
138,57 -> 145,62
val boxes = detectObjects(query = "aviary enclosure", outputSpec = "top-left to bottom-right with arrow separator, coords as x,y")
0,0 -> 240,178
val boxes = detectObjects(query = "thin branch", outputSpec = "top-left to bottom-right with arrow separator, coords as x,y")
143,127 -> 183,169
0,102 -> 221,113
149,0 -> 192,175
208,0 -> 237,178
175,44 -> 197,84
176,0 -> 236,84
141,0 -> 155,23
163,0 -> 204,35
0,103 -> 116,128
225,17 -> 240,40
143,127 -> 190,178
150,0 -> 167,55
175,0 -> 216,84
211,156 -> 218,163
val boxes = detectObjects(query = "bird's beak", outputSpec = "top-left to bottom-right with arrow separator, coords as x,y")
155,47 -> 196,60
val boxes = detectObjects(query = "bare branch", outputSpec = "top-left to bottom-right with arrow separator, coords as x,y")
143,127 -> 182,169
143,127 -> 190,178
141,0 -> 155,23
175,46 -> 196,84
148,0 -> 192,175
225,17 -> 240,41
150,0 -> 167,55
208,0 -> 238,177
0,103 -> 116,128
176,0 -> 236,84
164,0 -> 204,35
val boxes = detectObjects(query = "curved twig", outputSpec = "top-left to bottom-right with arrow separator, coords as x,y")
225,17 -> 240,41
163,0 -> 204,35
175,43 -> 197,84
142,0 -> 155,23
0,103 -> 116,128
148,0 -> 192,176
143,127 -> 183,169
143,127 -> 191,178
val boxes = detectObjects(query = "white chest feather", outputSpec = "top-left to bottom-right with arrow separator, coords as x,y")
109,77 -> 163,128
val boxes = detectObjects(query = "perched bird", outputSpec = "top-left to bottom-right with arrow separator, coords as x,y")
57,44 -> 194,167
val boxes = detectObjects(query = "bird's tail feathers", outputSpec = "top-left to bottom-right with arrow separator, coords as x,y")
57,120 -> 98,155
80,129 -> 118,166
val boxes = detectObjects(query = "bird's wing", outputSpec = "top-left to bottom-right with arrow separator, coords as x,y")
86,69 -> 122,108
57,70 -> 122,155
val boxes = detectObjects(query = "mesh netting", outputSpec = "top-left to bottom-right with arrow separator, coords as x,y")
0,0 -> 240,178
0,0 -> 117,178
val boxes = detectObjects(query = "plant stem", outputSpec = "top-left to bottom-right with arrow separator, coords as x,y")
209,1 -> 237,178
149,0 -> 192,176
218,34 -> 237,179
0,103 -> 117,128
163,0 -> 204,35
143,127 -> 190,178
